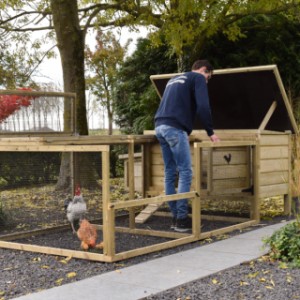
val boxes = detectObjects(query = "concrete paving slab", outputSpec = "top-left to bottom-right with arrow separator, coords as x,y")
198,236 -> 266,256
110,264 -> 213,290
13,278 -> 160,300
154,249 -> 258,271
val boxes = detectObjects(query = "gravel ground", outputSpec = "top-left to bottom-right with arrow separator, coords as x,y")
142,259 -> 300,300
1,215 -> 299,300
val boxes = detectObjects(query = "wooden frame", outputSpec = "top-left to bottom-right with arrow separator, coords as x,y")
0,90 -> 77,135
0,136 -> 259,262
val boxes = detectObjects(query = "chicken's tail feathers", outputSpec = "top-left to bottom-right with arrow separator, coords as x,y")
64,197 -> 72,211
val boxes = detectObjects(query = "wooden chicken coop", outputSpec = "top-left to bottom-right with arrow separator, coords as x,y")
138,65 -> 298,224
0,65 -> 298,263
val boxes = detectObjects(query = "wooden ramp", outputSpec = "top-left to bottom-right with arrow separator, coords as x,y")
135,203 -> 163,223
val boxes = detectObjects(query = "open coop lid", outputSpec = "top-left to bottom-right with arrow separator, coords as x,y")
150,65 -> 298,134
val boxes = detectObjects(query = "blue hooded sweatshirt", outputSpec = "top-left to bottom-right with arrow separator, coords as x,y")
154,71 -> 214,136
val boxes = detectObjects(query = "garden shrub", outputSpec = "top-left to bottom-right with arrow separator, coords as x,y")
264,216 -> 300,267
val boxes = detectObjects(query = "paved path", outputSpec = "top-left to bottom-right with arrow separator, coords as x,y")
13,221 -> 289,300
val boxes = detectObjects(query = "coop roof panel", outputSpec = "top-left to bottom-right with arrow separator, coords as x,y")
150,65 -> 298,134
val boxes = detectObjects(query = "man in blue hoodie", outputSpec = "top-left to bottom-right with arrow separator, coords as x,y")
155,59 -> 220,232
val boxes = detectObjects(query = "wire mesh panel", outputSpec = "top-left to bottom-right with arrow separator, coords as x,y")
0,90 -> 75,134
0,136 -> 193,262
0,137 -> 263,262
0,151 -> 104,234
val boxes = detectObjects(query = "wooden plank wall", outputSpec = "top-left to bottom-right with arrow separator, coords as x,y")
143,131 -> 292,200
209,147 -> 249,193
149,143 -> 250,194
122,157 -> 143,192
259,133 -> 290,198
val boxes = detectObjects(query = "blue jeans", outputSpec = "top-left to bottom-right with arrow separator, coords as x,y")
155,125 -> 192,219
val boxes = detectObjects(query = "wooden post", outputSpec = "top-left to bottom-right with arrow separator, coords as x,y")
251,144 -> 260,221
246,146 -> 251,189
71,152 -> 75,197
101,147 -> 115,258
207,148 -> 213,193
142,143 -> 152,198
71,94 -> 76,134
284,133 -> 292,215
128,139 -> 136,228
193,143 -> 202,238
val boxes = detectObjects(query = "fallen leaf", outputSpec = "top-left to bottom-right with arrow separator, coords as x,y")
286,275 -> 293,283
247,271 -> 259,278
67,272 -> 76,278
258,256 -> 270,262
41,265 -> 50,269
114,263 -> 125,267
265,286 -> 274,289
3,267 -> 14,271
32,257 -> 41,262
216,234 -> 229,240
279,262 -> 288,269
240,280 -> 250,286
205,238 -> 213,243
211,278 -> 219,284
60,256 -> 72,264
55,278 -> 64,285
259,277 -> 266,282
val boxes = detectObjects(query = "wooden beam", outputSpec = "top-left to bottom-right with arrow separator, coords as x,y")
0,89 -> 76,98
113,235 -> 197,262
259,101 -> 277,131
101,149 -> 115,258
198,141 -> 257,148
199,220 -> 258,240
110,191 -> 198,210
0,145 -> 109,152
128,139 -> 136,228
252,145 -> 260,221
193,143 -> 202,237
0,241 -> 112,262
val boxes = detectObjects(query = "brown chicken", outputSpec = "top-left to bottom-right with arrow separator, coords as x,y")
77,219 -> 97,250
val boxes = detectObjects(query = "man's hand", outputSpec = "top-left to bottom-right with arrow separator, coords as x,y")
210,134 -> 220,142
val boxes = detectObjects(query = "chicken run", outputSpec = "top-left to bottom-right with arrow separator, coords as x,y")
0,65 -> 299,262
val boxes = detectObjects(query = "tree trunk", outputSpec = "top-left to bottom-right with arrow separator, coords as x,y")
50,0 -> 97,190
50,0 -> 87,134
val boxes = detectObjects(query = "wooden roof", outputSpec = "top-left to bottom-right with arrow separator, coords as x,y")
150,65 -> 298,134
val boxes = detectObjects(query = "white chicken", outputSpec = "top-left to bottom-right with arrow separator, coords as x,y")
64,185 -> 87,234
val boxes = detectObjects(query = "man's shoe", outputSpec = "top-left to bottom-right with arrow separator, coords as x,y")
170,217 -> 177,229
175,217 -> 192,232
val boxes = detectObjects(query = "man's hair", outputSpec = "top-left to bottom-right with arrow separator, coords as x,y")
191,60 -> 213,71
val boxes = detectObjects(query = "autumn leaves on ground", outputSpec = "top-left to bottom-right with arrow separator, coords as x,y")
0,181 -> 299,300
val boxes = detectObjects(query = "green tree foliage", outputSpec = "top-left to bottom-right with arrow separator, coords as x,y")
85,31 -> 130,135
201,15 -> 300,122
114,38 -> 177,134
114,14 -> 300,133
146,0 -> 300,70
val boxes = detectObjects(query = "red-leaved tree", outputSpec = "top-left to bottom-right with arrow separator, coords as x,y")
0,88 -> 35,123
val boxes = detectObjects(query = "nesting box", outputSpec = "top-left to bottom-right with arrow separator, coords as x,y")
146,65 -> 298,217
